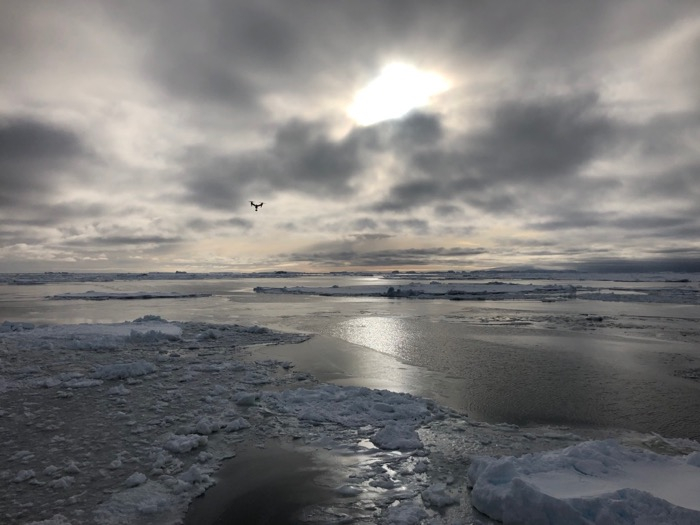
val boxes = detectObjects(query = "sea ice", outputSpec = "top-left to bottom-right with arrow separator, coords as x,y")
1,313 -> 699,524
467,439 -> 700,524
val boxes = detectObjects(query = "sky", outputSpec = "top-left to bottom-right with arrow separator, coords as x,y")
1,0 -> 699,273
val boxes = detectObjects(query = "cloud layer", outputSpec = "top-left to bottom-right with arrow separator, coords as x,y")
1,0 -> 699,271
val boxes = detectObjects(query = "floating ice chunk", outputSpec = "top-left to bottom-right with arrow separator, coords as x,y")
197,452 -> 213,463
371,423 -> 423,451
124,472 -> 147,487
163,434 -> 208,454
467,439 -> 700,524
233,391 -> 259,406
179,465 -> 208,484
13,469 -> 35,482
382,503 -> 429,524
44,465 -> 60,476
224,417 -> 251,432
194,417 -> 223,435
108,384 -> 131,396
64,461 -> 81,475
421,482 -> 458,508
47,476 -> 75,489
10,450 -> 34,461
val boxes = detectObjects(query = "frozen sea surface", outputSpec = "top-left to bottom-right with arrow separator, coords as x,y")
1,271 -> 700,524
2,316 -> 700,525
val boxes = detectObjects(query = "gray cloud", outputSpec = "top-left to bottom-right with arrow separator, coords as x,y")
62,235 -> 182,247
376,92 -> 616,212
286,245 -> 488,268
180,119 -> 382,210
0,117 -> 85,207
571,257 -> 700,274
186,217 -> 253,232
349,218 -> 380,231
467,93 -> 613,182
1,0 -> 698,271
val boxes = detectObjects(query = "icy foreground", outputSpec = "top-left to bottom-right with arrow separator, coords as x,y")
1,319 -> 700,524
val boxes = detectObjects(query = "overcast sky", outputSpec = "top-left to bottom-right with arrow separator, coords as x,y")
1,0 -> 699,273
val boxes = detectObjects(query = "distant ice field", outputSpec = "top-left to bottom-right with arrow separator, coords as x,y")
1,273 -> 699,440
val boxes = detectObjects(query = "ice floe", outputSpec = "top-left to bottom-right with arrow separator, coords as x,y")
254,279 -> 698,304
46,291 -> 211,301
467,439 -> 700,524
1,316 -> 699,524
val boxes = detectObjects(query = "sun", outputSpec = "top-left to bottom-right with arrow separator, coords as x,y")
348,63 -> 449,126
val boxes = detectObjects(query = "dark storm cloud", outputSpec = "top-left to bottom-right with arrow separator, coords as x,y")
0,118 -> 83,159
633,162 -> 700,201
105,0 -> 308,115
271,120 -> 368,192
181,119 -> 382,209
0,117 -> 85,207
469,93 -> 614,181
181,110 -> 449,212
372,92 -> 617,213
105,0 -> 668,122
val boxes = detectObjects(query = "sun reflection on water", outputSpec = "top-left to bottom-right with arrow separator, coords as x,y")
331,317 -> 415,362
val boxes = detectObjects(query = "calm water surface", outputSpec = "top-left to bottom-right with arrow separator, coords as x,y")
2,277 -> 699,439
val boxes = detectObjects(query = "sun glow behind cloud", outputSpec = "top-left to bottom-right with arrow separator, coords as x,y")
348,63 -> 449,126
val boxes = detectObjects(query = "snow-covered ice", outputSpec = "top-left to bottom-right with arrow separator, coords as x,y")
2,314 -> 699,524
468,439 -> 700,524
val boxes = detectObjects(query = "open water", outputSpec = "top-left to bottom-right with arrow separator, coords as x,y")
1,276 -> 699,439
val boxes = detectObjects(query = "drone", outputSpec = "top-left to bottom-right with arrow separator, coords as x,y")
250,201 -> 264,211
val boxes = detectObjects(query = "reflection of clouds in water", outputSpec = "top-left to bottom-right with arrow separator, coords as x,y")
332,317 -> 416,362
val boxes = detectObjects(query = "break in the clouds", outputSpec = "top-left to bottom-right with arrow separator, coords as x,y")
0,0 -> 699,272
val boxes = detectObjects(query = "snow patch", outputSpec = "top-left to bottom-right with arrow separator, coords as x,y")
467,439 -> 700,524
